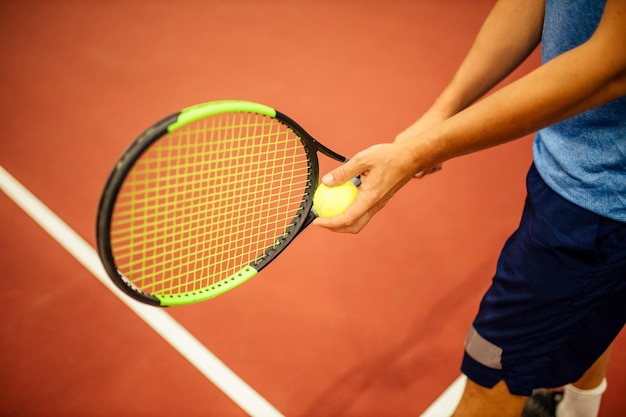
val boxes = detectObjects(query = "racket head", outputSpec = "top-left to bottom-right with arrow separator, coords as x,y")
96,101 -> 323,306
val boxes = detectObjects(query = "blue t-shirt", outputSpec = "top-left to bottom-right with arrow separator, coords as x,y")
533,0 -> 626,222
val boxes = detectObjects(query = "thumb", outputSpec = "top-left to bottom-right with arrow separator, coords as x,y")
321,158 -> 361,186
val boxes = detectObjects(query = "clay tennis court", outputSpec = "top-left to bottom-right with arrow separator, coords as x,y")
1,1 -> 624,416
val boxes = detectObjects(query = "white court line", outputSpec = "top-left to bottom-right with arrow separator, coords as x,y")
0,165 -> 284,417
419,375 -> 465,417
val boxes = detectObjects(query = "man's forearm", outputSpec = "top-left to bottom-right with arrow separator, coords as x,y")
427,0 -> 545,119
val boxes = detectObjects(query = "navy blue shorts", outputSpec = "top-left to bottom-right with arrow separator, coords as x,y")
461,164 -> 626,396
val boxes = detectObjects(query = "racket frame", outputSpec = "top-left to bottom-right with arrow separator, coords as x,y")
96,100 -> 348,306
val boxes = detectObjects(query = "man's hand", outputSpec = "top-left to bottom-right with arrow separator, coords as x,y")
313,142 -> 420,234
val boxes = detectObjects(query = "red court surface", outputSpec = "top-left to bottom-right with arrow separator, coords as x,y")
1,1 -> 624,416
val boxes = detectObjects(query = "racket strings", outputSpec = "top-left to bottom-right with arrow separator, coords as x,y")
110,113 -> 311,295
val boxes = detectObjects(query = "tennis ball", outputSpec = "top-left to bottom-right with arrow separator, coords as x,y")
313,181 -> 358,218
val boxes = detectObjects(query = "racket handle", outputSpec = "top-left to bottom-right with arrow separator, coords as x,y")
350,176 -> 362,187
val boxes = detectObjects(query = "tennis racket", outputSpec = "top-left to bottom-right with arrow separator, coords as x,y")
96,100 -> 357,306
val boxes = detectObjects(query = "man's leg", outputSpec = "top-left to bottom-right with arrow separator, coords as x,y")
452,379 -> 526,417
555,344 -> 612,417
571,344 -> 612,390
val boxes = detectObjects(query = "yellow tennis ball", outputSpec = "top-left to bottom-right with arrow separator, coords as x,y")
313,181 -> 358,218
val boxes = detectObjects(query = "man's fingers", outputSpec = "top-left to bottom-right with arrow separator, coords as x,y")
414,164 -> 443,178
321,156 -> 366,186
